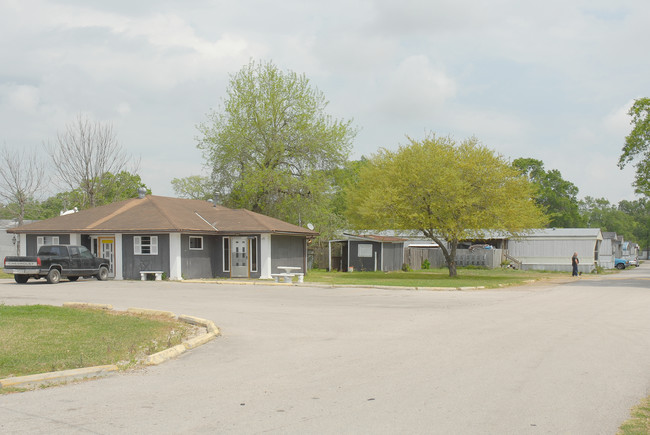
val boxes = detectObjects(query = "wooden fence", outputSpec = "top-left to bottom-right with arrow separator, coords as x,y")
405,248 -> 503,270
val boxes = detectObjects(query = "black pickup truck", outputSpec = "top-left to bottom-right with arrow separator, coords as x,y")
4,245 -> 111,284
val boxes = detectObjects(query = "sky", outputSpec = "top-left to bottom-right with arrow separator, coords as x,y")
1,0 -> 648,204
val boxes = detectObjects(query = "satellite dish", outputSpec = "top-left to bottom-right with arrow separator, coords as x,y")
307,223 -> 315,230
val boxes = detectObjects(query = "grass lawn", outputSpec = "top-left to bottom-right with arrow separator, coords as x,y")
619,396 -> 650,434
305,267 -> 572,288
0,305 -> 196,379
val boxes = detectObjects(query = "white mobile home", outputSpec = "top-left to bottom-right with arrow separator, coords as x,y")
507,228 -> 603,273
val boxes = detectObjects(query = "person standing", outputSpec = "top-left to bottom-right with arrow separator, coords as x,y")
571,252 -> 579,276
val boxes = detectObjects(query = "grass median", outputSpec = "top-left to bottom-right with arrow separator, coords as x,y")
304,267 -> 572,288
0,304 -> 196,379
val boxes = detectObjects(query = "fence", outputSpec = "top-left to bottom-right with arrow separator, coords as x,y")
405,248 -> 503,270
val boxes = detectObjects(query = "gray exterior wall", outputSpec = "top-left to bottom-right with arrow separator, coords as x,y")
26,234 -> 71,256
122,234 -> 170,280
348,240 -> 381,272
382,243 -> 404,271
181,235 -> 218,279
271,235 -> 305,274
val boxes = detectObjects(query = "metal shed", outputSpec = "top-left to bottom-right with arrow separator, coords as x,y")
328,234 -> 405,272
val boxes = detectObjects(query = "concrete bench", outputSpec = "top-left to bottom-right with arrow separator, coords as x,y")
140,271 -> 164,281
271,273 -> 293,283
270,272 -> 305,283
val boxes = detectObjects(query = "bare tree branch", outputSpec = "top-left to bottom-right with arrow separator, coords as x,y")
48,115 -> 139,208
0,145 -> 47,253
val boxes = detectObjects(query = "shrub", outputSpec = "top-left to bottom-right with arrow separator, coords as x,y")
421,259 -> 431,269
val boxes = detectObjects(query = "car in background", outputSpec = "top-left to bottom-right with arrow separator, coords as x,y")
615,258 -> 630,270
627,257 -> 639,267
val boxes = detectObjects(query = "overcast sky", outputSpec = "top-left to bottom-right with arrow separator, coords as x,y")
1,0 -> 648,204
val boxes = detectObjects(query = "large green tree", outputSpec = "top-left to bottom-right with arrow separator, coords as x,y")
346,135 -> 547,277
579,196 -> 637,239
171,175 -> 213,201
619,98 -> 650,196
618,198 -> 650,254
197,60 -> 356,232
512,158 -> 584,227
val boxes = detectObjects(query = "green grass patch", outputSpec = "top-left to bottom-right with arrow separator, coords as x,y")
0,271 -> 13,279
305,267 -> 569,288
0,305 -> 196,378
619,396 -> 650,435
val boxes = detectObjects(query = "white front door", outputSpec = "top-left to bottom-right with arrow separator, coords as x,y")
99,237 -> 115,278
231,237 -> 248,278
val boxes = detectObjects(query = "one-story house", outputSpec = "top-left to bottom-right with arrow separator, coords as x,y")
599,232 -> 622,269
327,233 -> 406,272
7,194 -> 318,280
506,228 -> 603,273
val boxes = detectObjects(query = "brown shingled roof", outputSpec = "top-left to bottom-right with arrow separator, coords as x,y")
9,195 -> 318,236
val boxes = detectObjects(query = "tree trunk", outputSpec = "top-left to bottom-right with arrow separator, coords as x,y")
445,241 -> 458,277
422,230 -> 458,277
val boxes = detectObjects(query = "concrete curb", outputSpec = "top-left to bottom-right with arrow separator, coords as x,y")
127,307 -> 175,318
0,365 -> 118,389
185,279 -> 488,291
0,303 -> 220,390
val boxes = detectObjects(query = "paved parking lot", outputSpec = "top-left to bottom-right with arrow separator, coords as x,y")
1,266 -> 650,434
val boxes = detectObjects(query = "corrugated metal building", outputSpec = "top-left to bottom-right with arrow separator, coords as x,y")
507,228 -> 603,273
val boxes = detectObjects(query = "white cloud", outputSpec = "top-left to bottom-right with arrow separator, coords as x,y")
377,55 -> 456,120
2,84 -> 41,113
604,100 -> 634,138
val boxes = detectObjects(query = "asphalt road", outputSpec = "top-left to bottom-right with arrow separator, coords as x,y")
1,265 -> 649,434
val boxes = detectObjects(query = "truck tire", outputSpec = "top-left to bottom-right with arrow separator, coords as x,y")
46,268 -> 61,284
14,275 -> 28,284
96,266 -> 109,281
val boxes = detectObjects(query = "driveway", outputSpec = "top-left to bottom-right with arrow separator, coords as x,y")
1,265 -> 650,434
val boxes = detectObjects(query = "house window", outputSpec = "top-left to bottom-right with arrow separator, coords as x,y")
36,236 -> 59,252
223,237 -> 230,272
358,243 -> 373,258
189,236 -> 203,250
134,236 -> 158,255
250,237 -> 257,273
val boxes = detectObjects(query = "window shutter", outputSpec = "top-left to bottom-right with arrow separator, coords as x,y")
134,236 -> 141,255
151,236 -> 158,255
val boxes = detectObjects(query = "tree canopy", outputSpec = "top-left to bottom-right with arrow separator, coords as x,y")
619,98 -> 650,196
512,158 -> 584,227
171,175 -> 213,201
196,60 -> 356,234
346,135 -> 547,276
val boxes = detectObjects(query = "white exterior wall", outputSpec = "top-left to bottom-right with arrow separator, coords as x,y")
114,234 -> 123,280
508,229 -> 602,273
169,233 -> 182,280
260,233 -> 272,279
599,238 -> 615,269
